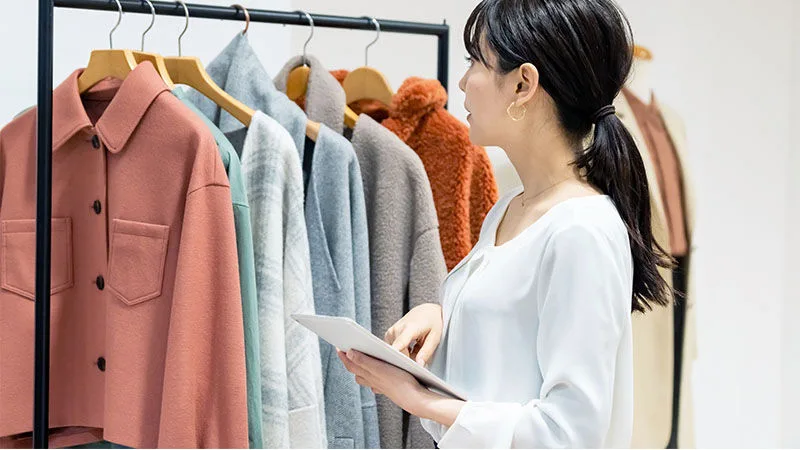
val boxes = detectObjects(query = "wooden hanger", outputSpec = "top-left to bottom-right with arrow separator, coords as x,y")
78,49 -> 137,93
633,45 -> 653,61
130,1 -> 174,88
287,63 -> 360,130
165,56 -> 253,126
342,17 -> 394,107
306,119 -> 320,141
288,10 -> 358,132
77,0 -> 136,93
343,67 -> 394,106
343,107 -> 359,129
286,65 -> 331,139
286,65 -> 311,101
164,2 -> 253,127
133,52 -> 175,89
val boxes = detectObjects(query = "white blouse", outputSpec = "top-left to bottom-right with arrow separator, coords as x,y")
421,186 -> 634,448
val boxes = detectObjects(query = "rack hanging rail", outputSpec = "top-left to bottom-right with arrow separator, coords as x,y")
32,1 -> 449,447
54,0 -> 451,90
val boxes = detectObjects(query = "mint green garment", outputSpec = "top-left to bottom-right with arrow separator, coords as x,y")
173,89 -> 264,449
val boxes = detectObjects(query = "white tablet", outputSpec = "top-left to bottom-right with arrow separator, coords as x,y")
292,314 -> 467,401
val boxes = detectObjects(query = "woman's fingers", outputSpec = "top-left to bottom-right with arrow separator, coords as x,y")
385,322 -> 407,344
384,326 -> 397,344
346,349 -> 379,374
340,349 -> 379,378
414,329 -> 441,366
392,327 -> 422,356
339,351 -> 379,390
338,350 -> 362,377
337,350 -> 350,366
409,337 -> 424,360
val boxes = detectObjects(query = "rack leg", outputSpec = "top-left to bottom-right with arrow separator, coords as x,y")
34,0 -> 55,448
437,25 -> 450,109
666,256 -> 688,449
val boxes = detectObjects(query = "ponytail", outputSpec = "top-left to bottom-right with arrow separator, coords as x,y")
574,112 -> 673,313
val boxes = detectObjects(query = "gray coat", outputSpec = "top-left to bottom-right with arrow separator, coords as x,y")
274,54 -> 345,134
187,33 -> 308,161
276,54 -> 380,449
276,58 -> 446,449
306,125 -> 378,449
351,117 -> 447,449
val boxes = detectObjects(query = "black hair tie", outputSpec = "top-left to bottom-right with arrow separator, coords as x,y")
591,105 -> 616,123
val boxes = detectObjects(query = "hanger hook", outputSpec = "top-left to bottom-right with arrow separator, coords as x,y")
176,1 -> 189,56
363,16 -> 380,67
294,10 -> 314,67
141,0 -> 155,51
109,0 -> 123,49
231,4 -> 250,35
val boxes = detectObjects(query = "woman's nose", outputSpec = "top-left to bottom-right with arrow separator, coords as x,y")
458,73 -> 467,93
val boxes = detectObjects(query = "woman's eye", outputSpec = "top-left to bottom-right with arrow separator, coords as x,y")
464,55 -> 474,67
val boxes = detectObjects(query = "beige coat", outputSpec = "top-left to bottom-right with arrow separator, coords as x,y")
614,94 -> 697,448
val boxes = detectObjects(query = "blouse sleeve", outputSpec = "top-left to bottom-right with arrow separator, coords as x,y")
436,223 -> 631,448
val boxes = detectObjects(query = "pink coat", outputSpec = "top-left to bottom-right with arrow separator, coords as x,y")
0,62 -> 248,448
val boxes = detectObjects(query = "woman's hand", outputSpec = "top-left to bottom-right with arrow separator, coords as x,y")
337,349 -> 429,416
338,349 -> 465,428
384,303 -> 443,366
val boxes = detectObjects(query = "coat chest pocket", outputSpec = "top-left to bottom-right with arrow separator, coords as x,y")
107,219 -> 169,306
1,218 -> 74,300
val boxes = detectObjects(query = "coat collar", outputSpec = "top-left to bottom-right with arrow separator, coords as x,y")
185,33 -> 308,162
617,89 -> 695,237
52,61 -> 168,153
656,101 -> 695,236
274,54 -> 345,134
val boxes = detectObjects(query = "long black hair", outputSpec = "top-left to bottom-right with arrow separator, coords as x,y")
465,0 -> 673,313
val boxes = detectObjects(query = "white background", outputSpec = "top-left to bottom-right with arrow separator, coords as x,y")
1,0 -> 799,447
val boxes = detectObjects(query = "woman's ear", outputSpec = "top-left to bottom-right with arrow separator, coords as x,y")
513,62 -> 540,106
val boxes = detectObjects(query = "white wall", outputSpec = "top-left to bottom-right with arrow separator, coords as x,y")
1,1 -> 797,448
288,0 -> 463,114
614,1 -> 792,447
781,1 -> 800,447
0,0 -> 292,125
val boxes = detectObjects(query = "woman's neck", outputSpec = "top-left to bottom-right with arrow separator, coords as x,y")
503,122 -> 579,197
626,57 -> 653,103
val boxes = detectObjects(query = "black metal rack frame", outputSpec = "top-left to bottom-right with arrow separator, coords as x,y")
33,1 -> 449,447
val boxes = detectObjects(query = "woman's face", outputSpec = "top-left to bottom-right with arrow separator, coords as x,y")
458,47 -> 517,147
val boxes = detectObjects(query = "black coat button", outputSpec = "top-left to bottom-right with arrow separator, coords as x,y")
96,275 -> 105,290
92,200 -> 102,214
97,357 -> 106,372
91,135 -> 101,149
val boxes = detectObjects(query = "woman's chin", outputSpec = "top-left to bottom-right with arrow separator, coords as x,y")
467,126 -> 489,147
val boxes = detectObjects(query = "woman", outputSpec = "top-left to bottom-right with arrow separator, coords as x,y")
338,0 -> 673,447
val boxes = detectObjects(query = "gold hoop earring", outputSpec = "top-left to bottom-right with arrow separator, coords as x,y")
507,102 -> 527,121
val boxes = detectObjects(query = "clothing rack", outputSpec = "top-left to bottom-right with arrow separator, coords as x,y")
667,257 -> 689,449
33,1 -> 450,447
